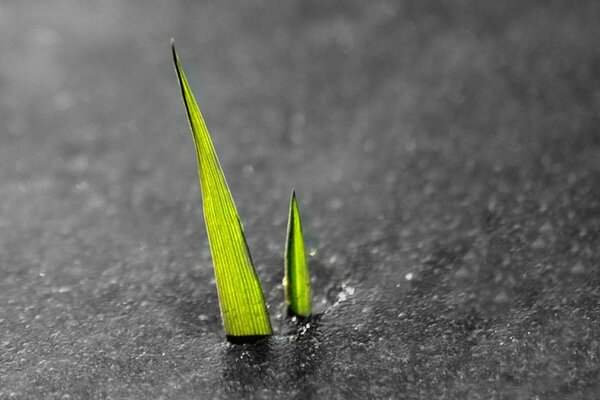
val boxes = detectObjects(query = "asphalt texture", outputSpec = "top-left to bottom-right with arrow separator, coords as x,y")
1,1 -> 599,399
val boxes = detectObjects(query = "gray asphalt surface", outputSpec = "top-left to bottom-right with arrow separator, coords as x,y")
1,1 -> 599,399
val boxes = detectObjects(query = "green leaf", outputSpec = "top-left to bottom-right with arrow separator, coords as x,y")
284,190 -> 311,317
171,41 -> 272,340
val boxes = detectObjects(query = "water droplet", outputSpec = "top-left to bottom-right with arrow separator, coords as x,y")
334,283 -> 355,305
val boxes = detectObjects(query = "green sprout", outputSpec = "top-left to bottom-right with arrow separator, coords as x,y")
284,190 -> 312,317
171,41 -> 272,341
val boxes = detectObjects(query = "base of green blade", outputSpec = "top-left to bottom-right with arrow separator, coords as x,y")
226,335 -> 271,344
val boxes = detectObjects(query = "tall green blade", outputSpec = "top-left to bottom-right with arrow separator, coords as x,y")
171,41 -> 272,339
284,190 -> 311,317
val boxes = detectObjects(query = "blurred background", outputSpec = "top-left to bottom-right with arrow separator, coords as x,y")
1,1 -> 599,398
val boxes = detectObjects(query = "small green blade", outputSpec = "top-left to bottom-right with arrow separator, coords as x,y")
284,190 -> 311,317
171,41 -> 272,339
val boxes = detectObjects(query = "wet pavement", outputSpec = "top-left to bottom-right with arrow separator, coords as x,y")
1,1 -> 599,399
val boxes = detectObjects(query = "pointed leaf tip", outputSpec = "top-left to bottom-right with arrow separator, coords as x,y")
172,47 -> 272,339
171,39 -> 177,62
284,190 -> 312,317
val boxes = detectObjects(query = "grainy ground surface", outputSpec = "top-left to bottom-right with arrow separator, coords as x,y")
1,1 -> 599,399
